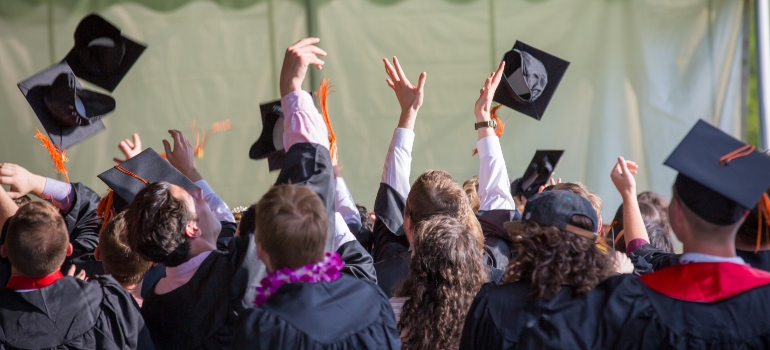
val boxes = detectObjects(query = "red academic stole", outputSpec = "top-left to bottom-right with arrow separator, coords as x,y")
641,262 -> 770,302
6,271 -> 64,291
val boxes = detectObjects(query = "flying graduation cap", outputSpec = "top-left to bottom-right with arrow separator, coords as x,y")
98,148 -> 200,215
510,150 -> 564,199
493,41 -> 570,120
64,14 -> 147,92
664,119 -> 770,225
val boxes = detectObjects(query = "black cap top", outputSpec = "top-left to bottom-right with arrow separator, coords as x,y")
97,148 -> 200,212
504,190 -> 598,241
249,100 -> 286,171
664,119 -> 770,225
510,150 -> 564,199
17,62 -> 115,149
493,41 -> 570,121
64,14 -> 147,92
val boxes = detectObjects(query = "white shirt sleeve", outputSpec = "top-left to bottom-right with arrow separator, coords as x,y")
335,177 -> 362,227
334,212 -> 357,250
195,179 -> 235,223
477,136 -> 515,211
381,128 -> 414,200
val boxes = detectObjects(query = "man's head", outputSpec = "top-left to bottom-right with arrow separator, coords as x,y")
255,185 -> 327,271
97,211 -> 152,285
669,181 -> 747,247
125,181 -> 219,267
404,170 -> 483,248
2,201 -> 71,276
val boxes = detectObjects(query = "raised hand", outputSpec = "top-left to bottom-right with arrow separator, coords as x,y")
280,38 -> 327,97
475,61 -> 505,123
383,56 -> 427,130
162,130 -> 203,182
610,156 -> 639,199
0,163 -> 46,199
113,133 -> 143,164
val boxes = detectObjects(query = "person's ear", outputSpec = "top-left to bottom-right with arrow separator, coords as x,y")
185,220 -> 200,239
0,244 -> 7,259
66,243 -> 73,257
94,247 -> 101,261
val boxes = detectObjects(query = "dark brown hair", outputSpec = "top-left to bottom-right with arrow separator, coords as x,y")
397,215 -> 488,350
99,211 -> 153,285
125,182 -> 193,267
645,221 -> 676,254
255,185 -> 327,269
463,175 -> 481,213
238,203 -> 257,236
405,170 -> 484,249
6,201 -> 69,276
504,215 -> 615,301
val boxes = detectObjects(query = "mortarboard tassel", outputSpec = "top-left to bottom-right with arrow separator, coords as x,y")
34,127 -> 70,183
192,119 -> 232,159
472,104 -> 506,156
756,193 -> 770,253
96,190 -> 115,224
316,78 -> 337,160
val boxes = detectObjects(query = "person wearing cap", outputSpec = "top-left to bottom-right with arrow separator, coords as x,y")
0,197 -> 152,349
459,190 -> 616,349
598,122 -> 770,348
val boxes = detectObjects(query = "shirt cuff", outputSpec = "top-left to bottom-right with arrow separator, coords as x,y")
476,136 -> 503,158
41,178 -> 74,211
627,238 -> 649,255
281,90 -> 329,150
392,128 -> 415,151
194,179 -> 235,223
195,179 -> 215,198
334,212 -> 356,250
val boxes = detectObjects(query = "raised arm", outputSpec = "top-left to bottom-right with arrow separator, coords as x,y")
474,62 -> 514,211
609,157 -> 647,251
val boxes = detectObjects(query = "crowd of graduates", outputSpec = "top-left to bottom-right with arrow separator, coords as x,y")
3,13 -> 770,350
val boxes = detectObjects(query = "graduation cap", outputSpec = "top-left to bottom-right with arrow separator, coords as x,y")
504,190 -> 598,241
97,148 -> 200,213
510,150 -> 564,199
18,62 -> 114,150
249,100 -> 286,171
664,119 -> 770,225
64,14 -> 147,92
493,41 -> 570,120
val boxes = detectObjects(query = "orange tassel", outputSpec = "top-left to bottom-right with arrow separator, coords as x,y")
316,78 -> 337,160
472,104 -> 506,156
192,119 -> 232,159
96,190 -> 115,224
756,193 -> 770,253
34,127 -> 69,183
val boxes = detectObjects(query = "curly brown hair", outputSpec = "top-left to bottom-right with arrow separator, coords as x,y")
396,215 -> 488,350
504,215 -> 615,301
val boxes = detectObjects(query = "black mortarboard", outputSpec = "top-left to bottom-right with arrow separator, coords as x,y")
493,41 -> 570,120
18,62 -> 115,149
664,119 -> 770,225
97,148 -> 200,212
510,150 -> 564,199
249,100 -> 286,171
64,14 -> 147,92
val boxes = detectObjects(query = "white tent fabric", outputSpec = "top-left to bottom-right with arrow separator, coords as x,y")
0,0 -> 747,222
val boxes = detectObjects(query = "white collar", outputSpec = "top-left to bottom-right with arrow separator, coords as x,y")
680,252 -> 746,265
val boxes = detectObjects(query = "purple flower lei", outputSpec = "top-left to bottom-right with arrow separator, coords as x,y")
254,252 -> 344,306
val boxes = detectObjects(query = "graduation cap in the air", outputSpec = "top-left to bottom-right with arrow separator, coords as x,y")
98,148 -> 200,213
249,100 -> 286,171
493,41 -> 570,120
64,14 -> 147,92
18,62 -> 115,150
664,119 -> 770,225
510,150 -> 564,199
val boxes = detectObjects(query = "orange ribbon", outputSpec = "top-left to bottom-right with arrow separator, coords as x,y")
719,144 -> 755,166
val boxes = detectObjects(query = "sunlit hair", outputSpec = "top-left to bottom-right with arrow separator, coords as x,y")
396,215 -> 488,350
504,215 -> 615,301
463,176 -> 481,213
405,170 -> 484,249
99,211 -> 153,285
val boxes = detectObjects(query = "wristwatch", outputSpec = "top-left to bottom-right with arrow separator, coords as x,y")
474,120 -> 498,130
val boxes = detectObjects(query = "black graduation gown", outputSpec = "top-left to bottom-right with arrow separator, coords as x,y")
0,275 -> 153,349
375,250 -> 504,298
372,183 -> 409,263
460,281 -> 608,350
337,240 -> 377,283
234,275 -> 401,349
599,263 -> 770,349
630,243 -> 770,274
140,229 -> 264,349
477,209 -> 521,271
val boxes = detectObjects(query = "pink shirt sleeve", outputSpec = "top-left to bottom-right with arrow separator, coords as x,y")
626,238 -> 650,254
281,90 -> 330,151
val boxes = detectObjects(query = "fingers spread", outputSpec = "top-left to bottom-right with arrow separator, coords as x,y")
290,37 -> 320,51
416,72 -> 427,91
162,139 -> 172,156
383,58 -> 399,82
393,56 -> 408,84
